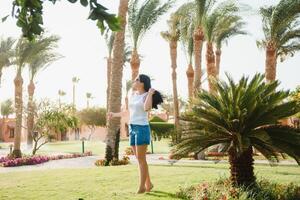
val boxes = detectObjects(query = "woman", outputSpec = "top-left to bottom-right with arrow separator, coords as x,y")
108,74 -> 163,194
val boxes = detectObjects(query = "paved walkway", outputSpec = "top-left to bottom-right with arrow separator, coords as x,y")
0,153 -> 297,173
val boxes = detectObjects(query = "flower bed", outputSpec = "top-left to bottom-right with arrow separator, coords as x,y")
0,151 -> 93,167
176,178 -> 300,200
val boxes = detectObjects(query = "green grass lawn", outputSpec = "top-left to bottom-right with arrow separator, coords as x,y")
0,163 -> 299,200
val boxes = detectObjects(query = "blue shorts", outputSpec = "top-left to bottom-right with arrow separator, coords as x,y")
129,124 -> 151,146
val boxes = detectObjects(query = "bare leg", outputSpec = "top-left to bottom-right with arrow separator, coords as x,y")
132,145 -> 153,193
135,145 -> 150,193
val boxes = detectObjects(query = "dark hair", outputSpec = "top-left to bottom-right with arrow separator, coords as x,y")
139,74 -> 164,109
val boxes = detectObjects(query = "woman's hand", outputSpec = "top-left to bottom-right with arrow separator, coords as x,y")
107,112 -> 114,120
148,88 -> 156,95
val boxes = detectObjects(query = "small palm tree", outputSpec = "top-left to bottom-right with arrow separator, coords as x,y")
72,76 -> 80,111
0,99 -> 14,141
174,74 -> 300,187
257,0 -> 300,82
58,90 -> 66,108
128,0 -> 173,80
124,80 -> 133,110
0,37 -> 15,87
161,13 -> 181,141
86,92 -> 93,108
27,36 -> 61,147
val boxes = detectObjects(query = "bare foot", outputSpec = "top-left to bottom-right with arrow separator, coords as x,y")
136,187 -> 146,194
146,183 -> 154,192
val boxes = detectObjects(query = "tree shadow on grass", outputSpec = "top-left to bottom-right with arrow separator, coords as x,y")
145,190 -> 183,199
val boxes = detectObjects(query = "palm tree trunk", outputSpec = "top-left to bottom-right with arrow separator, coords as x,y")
130,48 -> 140,81
186,63 -> 194,99
0,117 -> 5,142
72,84 -> 76,111
12,73 -> 23,158
228,146 -> 256,187
206,42 -> 217,93
27,80 -> 35,147
58,96 -> 61,108
105,0 -> 129,163
170,40 -> 180,142
215,48 -> 221,77
193,27 -> 204,96
106,55 -> 112,110
265,41 -> 277,82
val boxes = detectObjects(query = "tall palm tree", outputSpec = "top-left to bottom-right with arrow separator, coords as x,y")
0,37 -> 15,87
27,36 -> 61,147
125,80 -> 132,110
193,0 -> 215,95
174,74 -> 300,187
12,37 -> 53,158
104,31 -> 115,110
257,0 -> 300,82
105,0 -> 129,163
203,1 -> 240,92
72,76 -> 80,111
179,5 -> 195,99
58,90 -> 66,108
86,92 -> 92,108
215,16 -> 246,76
161,13 -> 181,141
128,0 -> 173,80
0,99 -> 14,141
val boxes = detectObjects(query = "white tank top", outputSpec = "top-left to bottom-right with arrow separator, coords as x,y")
128,92 -> 149,125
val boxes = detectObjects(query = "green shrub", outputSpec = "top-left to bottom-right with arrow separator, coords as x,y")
149,122 -> 174,141
149,116 -> 166,122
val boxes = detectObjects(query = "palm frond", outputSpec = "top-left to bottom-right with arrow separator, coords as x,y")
128,0 -> 174,48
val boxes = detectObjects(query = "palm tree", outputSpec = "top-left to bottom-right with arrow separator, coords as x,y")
203,1 -> 240,92
58,90 -> 66,108
27,36 -> 61,147
105,0 -> 129,164
161,13 -> 181,141
257,0 -> 300,82
179,4 -> 195,99
86,92 -> 93,108
125,80 -> 132,110
0,37 -> 15,87
192,0 -> 215,95
12,37 -> 54,158
104,31 -> 115,110
128,0 -> 173,80
215,16 -> 246,76
0,99 -> 14,141
72,76 -> 80,111
174,74 -> 300,187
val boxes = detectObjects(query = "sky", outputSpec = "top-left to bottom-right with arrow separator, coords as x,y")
0,0 -> 299,110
